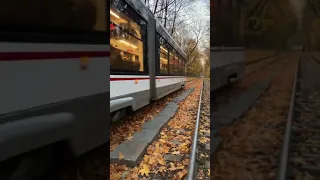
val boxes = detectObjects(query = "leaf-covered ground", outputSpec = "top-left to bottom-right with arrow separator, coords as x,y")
212,54 -> 297,180
110,80 -> 199,151
245,49 -> 277,63
244,55 -> 283,76
110,80 -> 204,180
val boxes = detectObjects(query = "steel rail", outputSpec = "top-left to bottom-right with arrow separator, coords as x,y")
277,56 -> 300,180
186,79 -> 204,180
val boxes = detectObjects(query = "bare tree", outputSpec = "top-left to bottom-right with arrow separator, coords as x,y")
148,0 -> 194,35
148,0 -> 209,74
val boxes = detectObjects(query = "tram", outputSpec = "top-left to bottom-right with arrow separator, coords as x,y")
0,0 -> 109,179
210,0 -> 245,91
110,0 -> 187,121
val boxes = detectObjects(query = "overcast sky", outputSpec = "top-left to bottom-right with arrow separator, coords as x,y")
182,0 -> 210,46
182,0 -> 210,65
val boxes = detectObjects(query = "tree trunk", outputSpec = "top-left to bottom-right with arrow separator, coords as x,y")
170,0 -> 177,36
164,0 -> 168,29
153,0 -> 159,14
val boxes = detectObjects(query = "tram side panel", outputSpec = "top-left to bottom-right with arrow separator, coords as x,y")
0,43 -> 110,161
110,0 -> 188,115
155,77 -> 185,99
211,48 -> 245,91
110,0 -> 154,115
110,75 -> 151,112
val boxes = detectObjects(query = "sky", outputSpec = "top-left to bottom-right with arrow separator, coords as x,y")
179,0 -> 210,48
144,0 -> 210,66
185,0 -> 210,66
182,0 -> 210,31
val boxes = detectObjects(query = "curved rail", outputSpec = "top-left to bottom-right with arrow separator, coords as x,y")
277,57 -> 299,180
186,79 -> 204,180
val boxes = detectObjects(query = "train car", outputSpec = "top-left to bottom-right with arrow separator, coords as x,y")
210,0 -> 245,91
0,0 -> 109,179
110,0 -> 187,121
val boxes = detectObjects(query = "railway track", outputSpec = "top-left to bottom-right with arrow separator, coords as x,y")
211,54 -> 298,179
187,79 -> 210,180
278,55 -> 320,180
108,79 -> 204,179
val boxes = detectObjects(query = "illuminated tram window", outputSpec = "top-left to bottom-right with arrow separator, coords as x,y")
168,47 -> 175,75
110,0 -> 147,73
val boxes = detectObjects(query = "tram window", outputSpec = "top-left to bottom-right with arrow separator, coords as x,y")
179,55 -> 184,76
173,50 -> 180,76
110,0 -> 147,73
168,47 -> 175,75
178,58 -> 181,76
159,36 -> 169,75
181,59 -> 185,76
0,0 -> 107,33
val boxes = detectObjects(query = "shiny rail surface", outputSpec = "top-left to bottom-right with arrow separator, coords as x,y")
277,56 -> 299,180
277,54 -> 320,180
186,79 -> 204,180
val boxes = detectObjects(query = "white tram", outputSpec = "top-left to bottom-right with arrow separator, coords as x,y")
210,0 -> 245,91
110,0 -> 187,121
0,0 -> 109,179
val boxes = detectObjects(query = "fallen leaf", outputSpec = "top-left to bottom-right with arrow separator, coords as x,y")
127,172 -> 139,179
139,164 -> 150,176
127,135 -> 133,141
159,158 -> 166,165
148,158 -> 157,165
162,146 -> 170,153
119,152 -> 124,160
168,164 -> 177,171
172,151 -> 180,155
182,159 -> 190,165
176,164 -> 185,170
178,169 -> 187,179
159,166 -> 166,173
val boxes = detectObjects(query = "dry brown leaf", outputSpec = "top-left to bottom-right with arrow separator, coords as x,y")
148,158 -> 157,165
182,159 -> 190,165
177,169 -> 187,179
127,135 -> 133,141
119,152 -> 124,160
139,164 -> 150,176
159,158 -> 166,165
168,163 -> 177,171
172,151 -> 180,155
159,166 -> 166,173
199,137 -> 208,144
175,164 -> 185,170
163,146 -> 170,153
127,172 -> 139,179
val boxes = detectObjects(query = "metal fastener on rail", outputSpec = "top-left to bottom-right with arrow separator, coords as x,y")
186,80 -> 204,180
